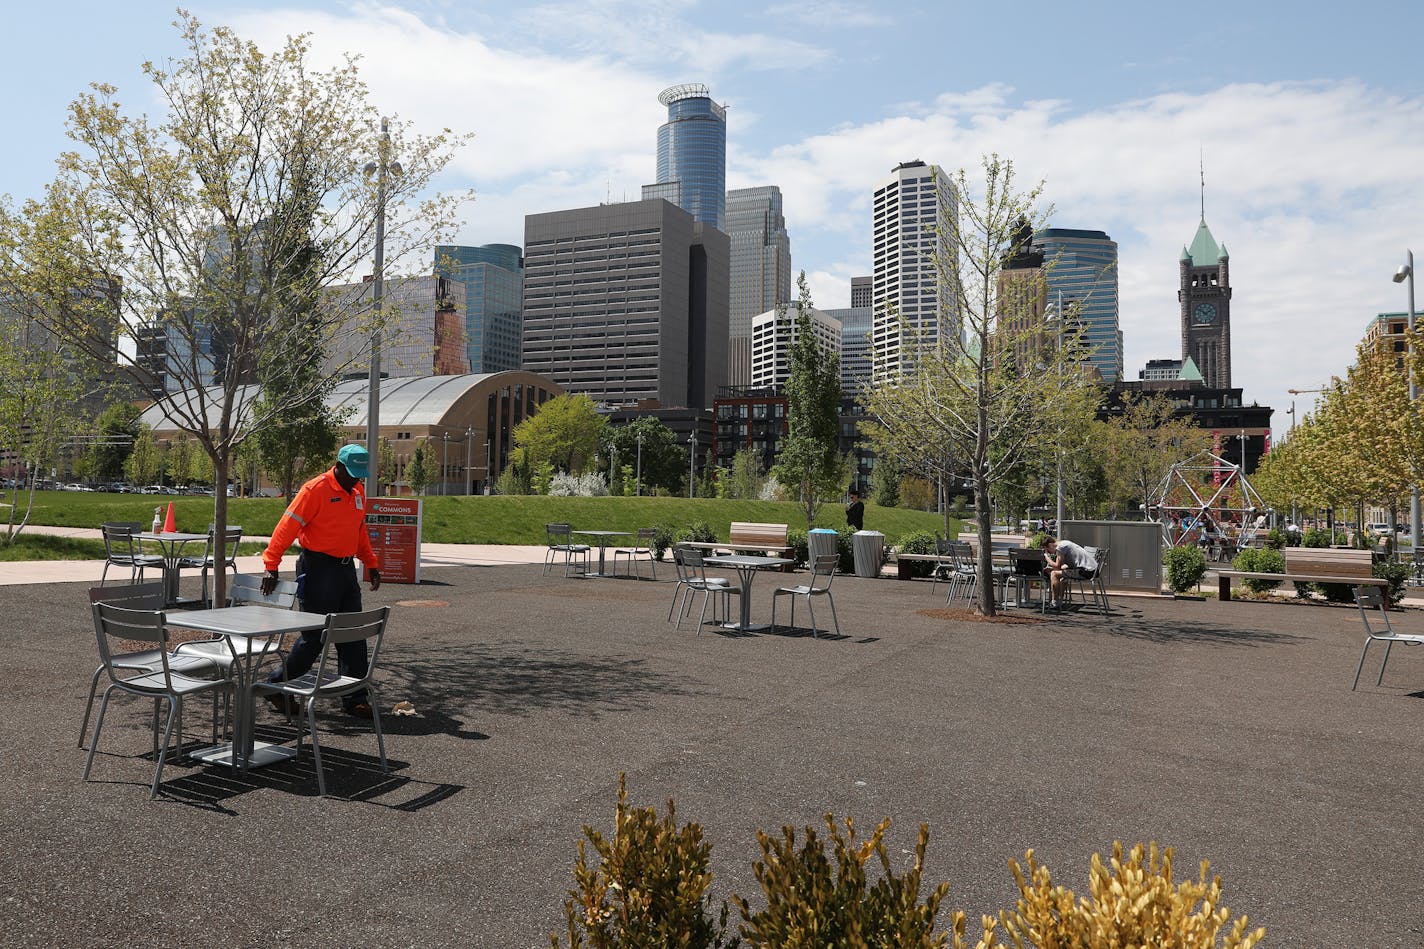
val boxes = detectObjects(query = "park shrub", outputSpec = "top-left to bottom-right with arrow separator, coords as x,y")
651,524 -> 676,562
555,784 -> 1265,948
1302,527 -> 1331,548
675,520 -> 717,546
552,775 -> 730,949
1264,528 -> 1286,550
987,841 -> 1264,949
786,528 -> 809,566
1231,547 -> 1285,594
836,527 -> 856,574
732,816 -> 953,945
1027,531 -> 1050,550
1376,559 -> 1409,608
897,530 -> 938,578
1164,545 -> 1208,594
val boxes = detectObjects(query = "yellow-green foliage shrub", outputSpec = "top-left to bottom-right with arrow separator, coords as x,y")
733,816 -> 954,947
552,775 -> 731,949
975,841 -> 1264,949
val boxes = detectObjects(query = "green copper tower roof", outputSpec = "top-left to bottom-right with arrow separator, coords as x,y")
1179,355 -> 1203,382
1184,219 -> 1224,266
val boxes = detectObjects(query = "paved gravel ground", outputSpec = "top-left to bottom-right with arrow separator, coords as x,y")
3,567 -> 1423,947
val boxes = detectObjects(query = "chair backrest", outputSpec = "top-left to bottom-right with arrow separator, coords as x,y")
207,524 -> 243,562
809,553 -> 838,589
951,542 -> 976,570
90,581 -> 165,611
91,601 -> 170,679
546,523 -> 572,547
636,527 -> 656,545
229,573 -> 298,609
1354,585 -> 1392,635
100,522 -> 142,560
1011,549 -> 1044,577
934,538 -> 955,557
312,606 -> 390,685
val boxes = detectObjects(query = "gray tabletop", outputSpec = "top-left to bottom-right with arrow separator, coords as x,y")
167,605 -> 327,638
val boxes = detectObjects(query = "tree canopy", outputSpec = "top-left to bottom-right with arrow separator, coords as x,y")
0,13 -> 467,603
513,394 -> 607,475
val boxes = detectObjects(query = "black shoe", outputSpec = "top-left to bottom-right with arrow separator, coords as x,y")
265,693 -> 299,715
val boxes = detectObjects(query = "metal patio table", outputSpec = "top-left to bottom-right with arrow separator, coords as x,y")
571,530 -> 634,577
170,605 -> 328,770
702,554 -> 793,632
138,531 -> 209,607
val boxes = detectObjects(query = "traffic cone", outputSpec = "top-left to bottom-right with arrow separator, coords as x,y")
163,501 -> 176,533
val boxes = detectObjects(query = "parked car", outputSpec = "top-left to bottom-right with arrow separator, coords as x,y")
140,484 -> 165,495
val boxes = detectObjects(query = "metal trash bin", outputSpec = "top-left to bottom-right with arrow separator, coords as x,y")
853,530 -> 885,578
808,528 -> 838,567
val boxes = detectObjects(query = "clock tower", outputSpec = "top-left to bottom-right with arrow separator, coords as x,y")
1178,218 -> 1232,388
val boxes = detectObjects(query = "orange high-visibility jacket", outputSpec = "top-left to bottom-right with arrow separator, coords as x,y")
262,468 -> 380,572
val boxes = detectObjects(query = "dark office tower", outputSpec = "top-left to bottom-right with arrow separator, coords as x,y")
1178,217 -> 1232,389
1034,228 -> 1123,382
725,186 -> 791,387
433,244 -> 524,373
643,83 -> 727,230
850,275 -> 873,309
521,199 -> 729,409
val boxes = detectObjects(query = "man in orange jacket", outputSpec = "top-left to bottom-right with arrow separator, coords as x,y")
261,444 -> 382,717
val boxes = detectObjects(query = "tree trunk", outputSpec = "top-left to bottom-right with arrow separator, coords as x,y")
211,453 -> 231,608
974,474 -> 996,616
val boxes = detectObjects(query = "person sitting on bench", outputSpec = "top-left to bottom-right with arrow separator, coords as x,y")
1043,536 -> 1098,611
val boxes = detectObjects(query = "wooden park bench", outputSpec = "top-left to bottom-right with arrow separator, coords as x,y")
1217,547 -> 1389,604
681,521 -> 795,562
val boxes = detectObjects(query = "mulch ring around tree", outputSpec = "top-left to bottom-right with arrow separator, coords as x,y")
918,607 -> 1046,625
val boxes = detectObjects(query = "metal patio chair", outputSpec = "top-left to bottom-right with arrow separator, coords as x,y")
771,553 -> 841,638
612,528 -> 658,580
1351,585 -> 1424,690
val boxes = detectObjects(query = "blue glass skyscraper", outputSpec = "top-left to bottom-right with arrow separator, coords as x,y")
647,83 -> 726,230
433,243 -> 524,373
1033,228 -> 1122,382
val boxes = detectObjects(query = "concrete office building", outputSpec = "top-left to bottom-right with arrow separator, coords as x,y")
521,199 -> 729,409
323,275 -> 468,379
872,161 -> 954,381
642,83 -> 727,230
1034,227 -> 1123,383
725,186 -> 792,387
433,243 -> 524,373
750,304 -> 840,390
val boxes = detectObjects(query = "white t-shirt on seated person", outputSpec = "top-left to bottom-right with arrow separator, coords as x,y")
1055,540 -> 1098,573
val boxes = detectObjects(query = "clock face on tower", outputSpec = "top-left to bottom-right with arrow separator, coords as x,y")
1193,302 -> 1217,325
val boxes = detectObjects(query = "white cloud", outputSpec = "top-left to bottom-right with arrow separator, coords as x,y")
763,1 -> 894,28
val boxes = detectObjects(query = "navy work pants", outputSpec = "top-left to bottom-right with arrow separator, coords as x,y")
269,550 -> 368,708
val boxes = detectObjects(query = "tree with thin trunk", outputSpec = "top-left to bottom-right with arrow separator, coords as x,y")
0,13 -> 467,605
773,272 -> 845,528
864,156 -> 1094,615
1103,391 -> 1210,518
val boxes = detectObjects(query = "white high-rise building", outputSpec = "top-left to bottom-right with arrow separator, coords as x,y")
871,161 -> 954,381
725,186 -> 792,388
750,304 -> 841,390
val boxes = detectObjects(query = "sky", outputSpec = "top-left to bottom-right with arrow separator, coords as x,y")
7,0 -> 1424,437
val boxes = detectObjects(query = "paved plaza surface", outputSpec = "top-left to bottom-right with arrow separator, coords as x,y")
2,559 -> 1423,947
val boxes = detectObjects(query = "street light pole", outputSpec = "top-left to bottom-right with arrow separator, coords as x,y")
441,433 -> 449,496
688,431 -> 696,499
364,117 -> 401,498
636,431 -> 643,497
465,426 -> 474,495
1395,250 -> 1419,550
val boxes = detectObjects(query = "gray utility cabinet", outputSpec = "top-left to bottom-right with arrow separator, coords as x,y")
1059,520 -> 1162,593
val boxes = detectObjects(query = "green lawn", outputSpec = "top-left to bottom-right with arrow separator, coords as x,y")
4,490 -> 952,547
0,533 -> 107,561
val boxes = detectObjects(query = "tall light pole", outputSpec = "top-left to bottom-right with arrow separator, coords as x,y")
364,117 -> 401,498
1395,250 -> 1419,550
441,432 -> 450,496
635,430 -> 643,497
688,430 -> 696,499
465,426 -> 474,496
485,437 -> 493,495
